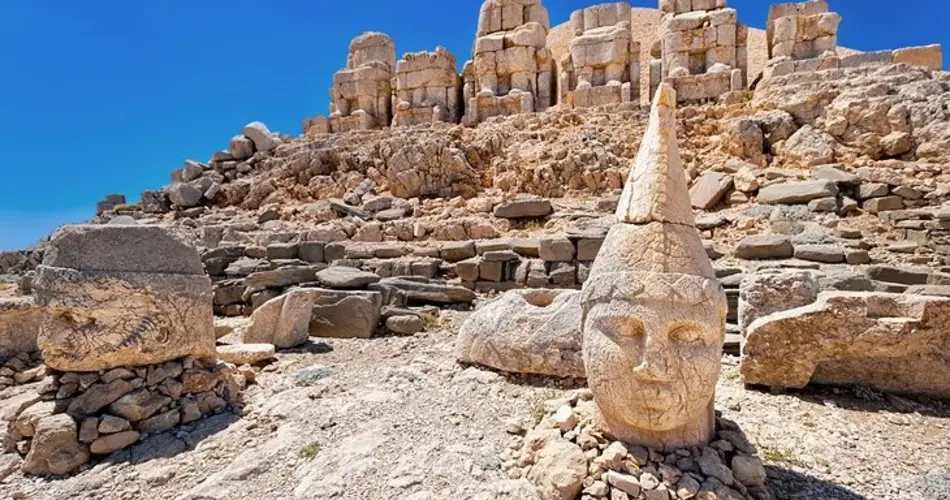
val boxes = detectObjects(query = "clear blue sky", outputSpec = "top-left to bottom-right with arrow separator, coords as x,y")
0,1 -> 946,250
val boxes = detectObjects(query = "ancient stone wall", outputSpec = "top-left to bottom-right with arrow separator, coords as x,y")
462,0 -> 555,125
328,32 -> 397,133
650,0 -> 748,102
392,47 -> 462,127
766,0 -> 840,62
560,2 -> 640,108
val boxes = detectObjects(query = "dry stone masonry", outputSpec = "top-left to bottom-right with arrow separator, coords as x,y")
651,0 -> 748,103
392,47 -> 463,127
462,0 -> 555,125
328,32 -> 397,133
559,3 -> 640,109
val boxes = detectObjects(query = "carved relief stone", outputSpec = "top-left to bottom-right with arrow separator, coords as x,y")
581,83 -> 727,450
33,225 -> 215,372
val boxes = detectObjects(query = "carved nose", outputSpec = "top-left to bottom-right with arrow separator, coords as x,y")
633,346 -> 669,382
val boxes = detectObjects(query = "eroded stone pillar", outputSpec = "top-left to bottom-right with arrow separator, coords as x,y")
392,47 -> 463,127
328,32 -> 396,133
650,0 -> 748,103
462,0 -> 555,126
581,83 -> 727,450
560,2 -> 640,108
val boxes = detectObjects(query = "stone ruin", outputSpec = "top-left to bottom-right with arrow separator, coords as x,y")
766,0 -> 840,62
4,225 -> 246,476
461,0 -> 555,125
392,47 -> 463,127
650,0 -> 748,103
328,32 -> 397,133
559,3 -> 640,109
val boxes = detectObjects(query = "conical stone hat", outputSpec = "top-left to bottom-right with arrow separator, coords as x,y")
589,82 -> 717,282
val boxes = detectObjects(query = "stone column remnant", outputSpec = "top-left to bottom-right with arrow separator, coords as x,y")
766,0 -> 840,62
560,2 -> 640,108
392,47 -> 463,127
328,32 -> 397,133
461,0 -> 555,126
33,225 -> 215,372
581,83 -> 727,451
649,0 -> 748,102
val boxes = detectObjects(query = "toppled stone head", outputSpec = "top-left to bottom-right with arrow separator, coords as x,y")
581,83 -> 727,450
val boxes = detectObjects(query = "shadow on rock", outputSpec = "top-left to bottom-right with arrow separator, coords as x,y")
746,383 -> 950,419
767,465 -> 868,500
103,412 -> 240,466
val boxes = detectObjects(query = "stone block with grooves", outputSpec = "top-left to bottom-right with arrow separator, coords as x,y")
33,225 -> 214,372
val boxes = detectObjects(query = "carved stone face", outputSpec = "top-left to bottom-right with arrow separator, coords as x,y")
582,274 -> 725,434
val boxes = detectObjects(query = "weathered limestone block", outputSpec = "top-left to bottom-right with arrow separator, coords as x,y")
462,0 -> 555,125
244,290 -> 314,348
393,47 -> 462,126
33,226 -> 214,372
766,1 -> 840,62
21,414 -> 88,476
650,0 -> 748,102
560,3 -> 640,108
329,32 -> 396,133
582,84 -> 727,451
456,289 -> 584,378
307,289 -> 382,339
892,44 -> 943,71
742,292 -> 950,398
0,297 -> 40,358
738,270 -> 819,333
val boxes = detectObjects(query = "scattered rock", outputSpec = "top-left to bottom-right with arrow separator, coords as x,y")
216,344 -> 276,365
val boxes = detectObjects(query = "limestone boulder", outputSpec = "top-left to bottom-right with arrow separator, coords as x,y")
456,289 -> 584,378
493,199 -> 553,219
375,278 -> 476,305
0,297 -> 40,358
315,266 -> 381,289
742,292 -> 950,398
216,344 -> 276,365
738,270 -> 819,333
527,439 -> 587,500
307,288 -> 382,339
734,235 -> 794,260
781,125 -> 836,166
22,414 -> 88,476
244,290 -> 314,348
757,180 -> 838,205
242,121 -> 280,153
33,225 -> 214,372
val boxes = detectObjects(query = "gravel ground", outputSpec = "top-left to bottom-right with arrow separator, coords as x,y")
2,309 -> 949,500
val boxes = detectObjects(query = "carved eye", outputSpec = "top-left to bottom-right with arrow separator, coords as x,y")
668,323 -> 703,344
595,316 -> 643,339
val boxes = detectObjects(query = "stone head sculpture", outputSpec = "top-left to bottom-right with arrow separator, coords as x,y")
581,82 -> 727,450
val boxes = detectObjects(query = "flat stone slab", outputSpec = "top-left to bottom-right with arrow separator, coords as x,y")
216,344 -> 275,365
735,236 -> 794,260
42,225 -> 204,274
375,278 -> 476,305
306,289 -> 382,339
742,292 -> 950,399
793,245 -> 845,264
493,199 -> 553,219
315,266 -> 381,289
757,180 -> 838,205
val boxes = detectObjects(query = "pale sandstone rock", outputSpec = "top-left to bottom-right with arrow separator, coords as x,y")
244,290 -> 315,348
690,171 -> 733,210
527,439 -> 587,500
393,47 -> 462,126
216,344 -> 276,365
766,1 -> 840,63
21,414 -> 88,476
90,430 -> 140,455
892,44 -> 942,71
456,289 -> 584,378
34,225 -> 214,372
738,269 -> 819,333
742,292 -> 950,398
328,32 -> 396,132
242,121 -> 280,153
0,297 -> 40,358
307,288 -> 382,339
582,84 -> 727,451
560,3 -> 640,108
462,0 -> 555,125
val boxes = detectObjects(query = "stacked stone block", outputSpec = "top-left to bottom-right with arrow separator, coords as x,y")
462,0 -> 555,125
329,32 -> 397,133
559,2 -> 640,108
766,0 -> 840,62
392,47 -> 463,127
650,0 -> 748,102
